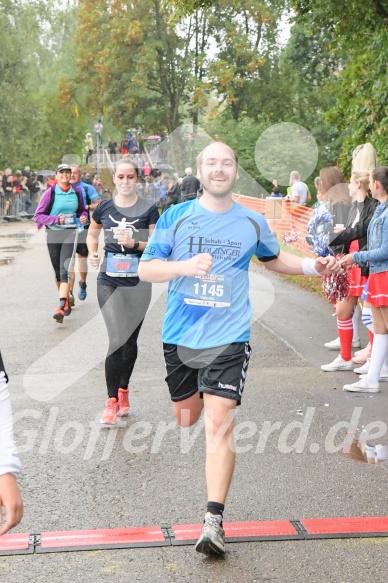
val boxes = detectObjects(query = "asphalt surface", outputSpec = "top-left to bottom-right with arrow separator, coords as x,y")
0,220 -> 387,583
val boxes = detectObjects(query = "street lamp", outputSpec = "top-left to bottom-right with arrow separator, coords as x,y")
94,120 -> 103,179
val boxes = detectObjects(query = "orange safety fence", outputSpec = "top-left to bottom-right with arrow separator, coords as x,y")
232,194 -> 315,257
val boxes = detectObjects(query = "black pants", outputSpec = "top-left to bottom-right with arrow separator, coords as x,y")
46,229 -> 78,283
97,283 -> 152,398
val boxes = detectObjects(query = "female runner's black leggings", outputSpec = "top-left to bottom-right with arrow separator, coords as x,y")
47,229 -> 78,283
97,282 -> 152,399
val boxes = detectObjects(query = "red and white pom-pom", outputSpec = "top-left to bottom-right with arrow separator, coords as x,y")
282,229 -> 301,246
322,256 -> 350,304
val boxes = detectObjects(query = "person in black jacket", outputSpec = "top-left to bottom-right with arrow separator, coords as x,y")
165,175 -> 181,208
319,167 -> 351,251
180,167 -> 200,202
321,170 -> 378,373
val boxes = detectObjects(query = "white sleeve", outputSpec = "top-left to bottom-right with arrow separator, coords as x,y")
0,372 -> 21,477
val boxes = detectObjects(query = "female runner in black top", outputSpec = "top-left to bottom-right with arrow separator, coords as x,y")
87,159 -> 159,426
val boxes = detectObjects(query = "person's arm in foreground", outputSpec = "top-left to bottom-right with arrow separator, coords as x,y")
86,220 -> 103,270
138,253 -> 213,282
138,249 -> 340,283
0,373 -> 23,535
264,249 -> 341,276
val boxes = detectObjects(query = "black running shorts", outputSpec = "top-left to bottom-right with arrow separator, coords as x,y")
76,242 -> 88,257
163,342 -> 252,404
76,229 -> 89,257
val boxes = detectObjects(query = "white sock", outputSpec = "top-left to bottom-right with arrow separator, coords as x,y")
361,307 -> 374,333
367,334 -> 388,384
382,353 -> 388,375
352,307 -> 360,341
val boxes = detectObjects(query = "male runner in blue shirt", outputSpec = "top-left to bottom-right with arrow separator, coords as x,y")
138,141 -> 340,557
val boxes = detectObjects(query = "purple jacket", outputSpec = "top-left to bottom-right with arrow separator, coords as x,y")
34,185 -> 87,230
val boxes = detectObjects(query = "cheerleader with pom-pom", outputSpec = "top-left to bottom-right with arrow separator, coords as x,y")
320,171 -> 378,373
340,167 -> 388,393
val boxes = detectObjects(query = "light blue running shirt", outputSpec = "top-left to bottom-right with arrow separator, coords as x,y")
140,199 -> 280,349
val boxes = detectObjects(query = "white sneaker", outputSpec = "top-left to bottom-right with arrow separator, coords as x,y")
324,337 -> 340,350
342,377 -> 380,393
321,355 -> 354,372
354,359 -> 370,375
324,337 -> 361,350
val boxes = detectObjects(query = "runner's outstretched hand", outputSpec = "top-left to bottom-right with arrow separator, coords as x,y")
315,256 -> 342,275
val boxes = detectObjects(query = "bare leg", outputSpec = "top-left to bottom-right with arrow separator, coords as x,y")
59,282 -> 70,300
172,392 -> 237,503
173,393 -> 204,427
336,296 -> 358,319
78,254 -> 88,284
203,393 -> 237,504
69,270 -> 75,293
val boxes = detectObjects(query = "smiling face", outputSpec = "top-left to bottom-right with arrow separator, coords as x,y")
56,169 -> 71,188
113,163 -> 138,197
197,143 -> 238,198
70,167 -> 81,184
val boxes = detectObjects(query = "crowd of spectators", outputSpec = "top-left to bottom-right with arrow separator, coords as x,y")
0,166 -> 107,220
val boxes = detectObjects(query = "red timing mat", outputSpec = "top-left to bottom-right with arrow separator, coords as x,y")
2,517 -> 388,556
38,526 -> 167,553
300,517 -> 388,538
0,533 -> 32,555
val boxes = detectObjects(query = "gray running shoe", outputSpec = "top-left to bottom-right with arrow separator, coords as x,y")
195,512 -> 225,557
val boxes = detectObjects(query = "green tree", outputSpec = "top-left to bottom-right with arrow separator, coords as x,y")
0,0 -> 90,168
291,0 -> 388,171
205,0 -> 285,121
72,0 -> 199,134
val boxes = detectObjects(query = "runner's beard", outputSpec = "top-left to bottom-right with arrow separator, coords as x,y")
202,174 -> 234,197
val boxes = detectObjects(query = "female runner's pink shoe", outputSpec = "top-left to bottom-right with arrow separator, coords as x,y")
117,388 -> 130,417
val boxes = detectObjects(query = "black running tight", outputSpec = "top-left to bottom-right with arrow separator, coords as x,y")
46,228 -> 78,283
97,283 -> 152,398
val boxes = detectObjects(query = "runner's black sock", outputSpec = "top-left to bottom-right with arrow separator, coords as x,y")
59,297 -> 66,309
207,501 -> 224,519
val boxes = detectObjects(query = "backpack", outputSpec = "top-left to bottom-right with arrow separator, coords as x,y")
83,185 -> 91,205
45,185 -> 83,217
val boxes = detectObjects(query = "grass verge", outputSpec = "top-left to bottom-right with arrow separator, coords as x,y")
252,242 -> 324,298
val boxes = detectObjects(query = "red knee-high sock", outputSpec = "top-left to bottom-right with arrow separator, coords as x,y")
338,318 -> 353,361
368,330 -> 374,345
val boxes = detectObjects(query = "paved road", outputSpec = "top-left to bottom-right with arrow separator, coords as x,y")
0,220 -> 387,582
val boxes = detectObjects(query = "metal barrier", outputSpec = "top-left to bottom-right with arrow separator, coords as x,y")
232,194 -> 315,257
0,192 -> 37,222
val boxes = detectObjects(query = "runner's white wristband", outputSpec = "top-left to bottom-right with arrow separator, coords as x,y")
302,257 -> 321,277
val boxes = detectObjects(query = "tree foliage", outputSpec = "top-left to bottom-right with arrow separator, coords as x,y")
0,0 -> 90,168
291,0 -> 388,172
2,0 -> 386,177
71,0 -> 197,134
